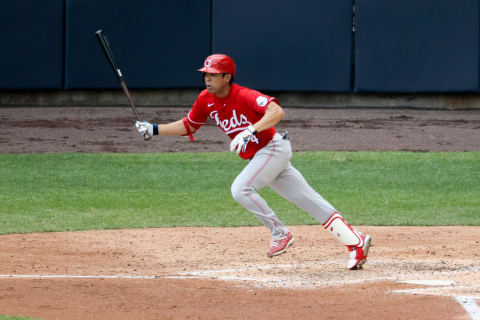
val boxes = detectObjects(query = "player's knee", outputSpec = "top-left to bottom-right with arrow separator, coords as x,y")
231,183 -> 243,202
231,183 -> 251,203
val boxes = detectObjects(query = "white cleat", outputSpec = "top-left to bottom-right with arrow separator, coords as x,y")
348,233 -> 371,270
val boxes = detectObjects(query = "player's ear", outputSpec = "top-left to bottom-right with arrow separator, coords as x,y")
223,73 -> 232,83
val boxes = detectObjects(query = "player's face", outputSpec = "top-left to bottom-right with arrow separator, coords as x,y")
204,73 -> 231,97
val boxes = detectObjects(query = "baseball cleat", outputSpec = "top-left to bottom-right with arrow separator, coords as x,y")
348,233 -> 371,270
267,232 -> 294,257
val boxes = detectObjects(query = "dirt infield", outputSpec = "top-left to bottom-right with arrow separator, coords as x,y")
0,227 -> 479,320
1,107 -> 480,153
1,107 -> 480,319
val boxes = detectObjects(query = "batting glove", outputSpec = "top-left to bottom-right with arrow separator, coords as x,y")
230,125 -> 257,154
135,121 -> 155,136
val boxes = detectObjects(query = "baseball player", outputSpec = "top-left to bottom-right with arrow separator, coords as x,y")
136,54 -> 371,270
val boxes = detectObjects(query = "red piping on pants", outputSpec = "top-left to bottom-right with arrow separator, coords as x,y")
244,140 -> 279,228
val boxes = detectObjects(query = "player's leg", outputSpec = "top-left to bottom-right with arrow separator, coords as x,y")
323,212 -> 372,270
269,163 -> 371,269
268,162 -> 336,222
231,134 -> 293,256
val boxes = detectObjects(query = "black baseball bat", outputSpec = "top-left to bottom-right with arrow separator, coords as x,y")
95,29 -> 151,140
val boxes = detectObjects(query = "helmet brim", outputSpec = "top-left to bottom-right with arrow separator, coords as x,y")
197,67 -> 224,73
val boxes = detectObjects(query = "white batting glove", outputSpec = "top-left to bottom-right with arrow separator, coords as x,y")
135,121 -> 153,136
230,125 -> 257,154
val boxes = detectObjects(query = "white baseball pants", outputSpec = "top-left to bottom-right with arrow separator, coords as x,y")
231,133 -> 337,239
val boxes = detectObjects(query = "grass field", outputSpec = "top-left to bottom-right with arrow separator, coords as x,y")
1,151 -> 479,235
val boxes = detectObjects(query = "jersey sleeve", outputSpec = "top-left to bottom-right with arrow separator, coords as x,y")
241,88 -> 280,114
186,97 -> 208,130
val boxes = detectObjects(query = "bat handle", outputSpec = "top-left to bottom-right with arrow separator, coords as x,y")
143,132 -> 152,141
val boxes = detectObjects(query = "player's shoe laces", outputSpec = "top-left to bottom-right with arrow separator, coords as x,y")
267,232 -> 294,257
347,232 -> 371,270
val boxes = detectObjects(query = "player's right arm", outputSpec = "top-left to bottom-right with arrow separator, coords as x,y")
135,119 -> 195,136
135,118 -> 198,138
158,120 -> 196,136
135,93 -> 207,139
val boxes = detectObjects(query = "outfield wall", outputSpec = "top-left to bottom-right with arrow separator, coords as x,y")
354,0 -> 479,93
1,0 -> 480,106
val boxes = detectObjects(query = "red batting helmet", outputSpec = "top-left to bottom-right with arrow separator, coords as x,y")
197,54 -> 236,77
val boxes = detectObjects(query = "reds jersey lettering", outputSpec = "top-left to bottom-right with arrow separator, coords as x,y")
210,110 -> 260,144
187,84 -> 278,159
210,110 -> 249,134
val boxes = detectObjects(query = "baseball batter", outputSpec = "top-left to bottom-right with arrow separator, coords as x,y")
136,54 -> 371,270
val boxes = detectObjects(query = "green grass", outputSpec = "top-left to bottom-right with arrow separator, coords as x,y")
0,152 -> 479,234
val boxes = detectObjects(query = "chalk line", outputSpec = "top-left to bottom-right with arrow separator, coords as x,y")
456,296 -> 480,320
0,274 -> 158,279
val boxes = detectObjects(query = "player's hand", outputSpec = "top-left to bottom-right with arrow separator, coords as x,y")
230,125 -> 257,154
135,121 -> 153,136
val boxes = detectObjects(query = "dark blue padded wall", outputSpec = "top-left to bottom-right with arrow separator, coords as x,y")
355,0 -> 480,93
0,1 -> 63,89
65,0 -> 211,89
212,0 -> 353,92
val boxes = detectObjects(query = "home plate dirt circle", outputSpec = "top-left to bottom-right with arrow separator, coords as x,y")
0,226 -> 479,320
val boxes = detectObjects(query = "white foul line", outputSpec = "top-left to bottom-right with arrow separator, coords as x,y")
400,280 -> 455,286
455,296 -> 480,320
0,274 -> 158,280
393,284 -> 480,320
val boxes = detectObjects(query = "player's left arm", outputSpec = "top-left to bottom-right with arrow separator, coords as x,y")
252,101 -> 285,133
